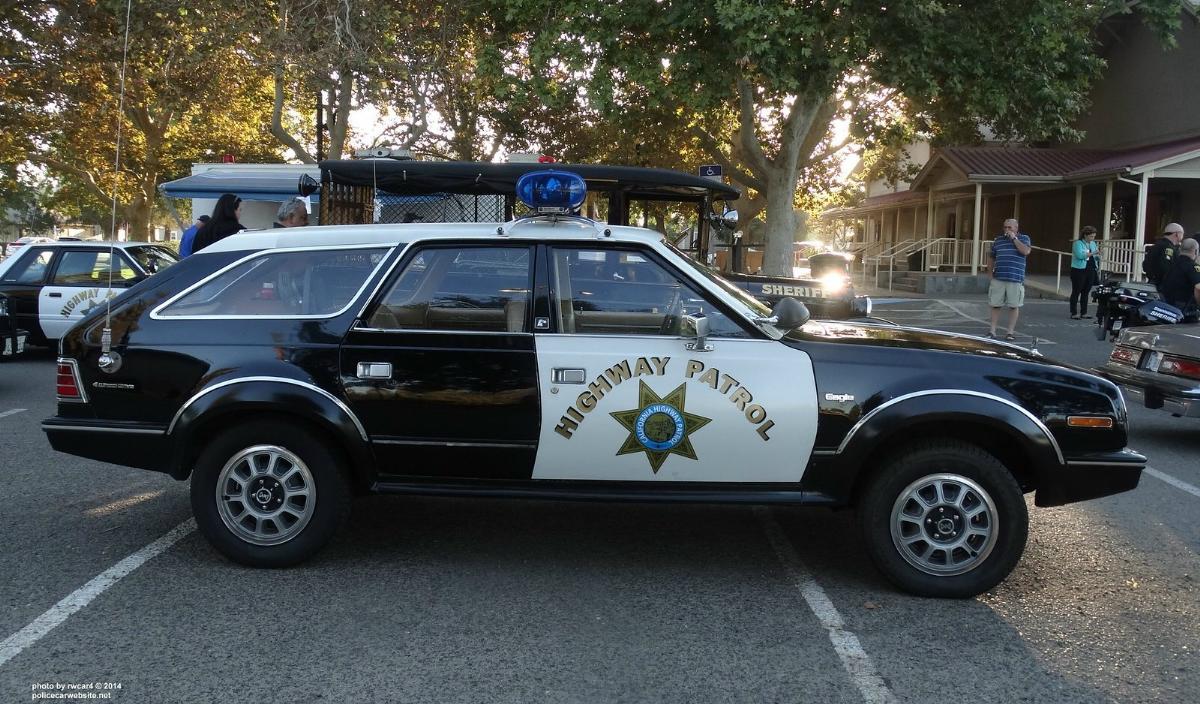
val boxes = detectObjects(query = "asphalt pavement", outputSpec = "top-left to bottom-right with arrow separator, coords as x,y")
0,297 -> 1197,704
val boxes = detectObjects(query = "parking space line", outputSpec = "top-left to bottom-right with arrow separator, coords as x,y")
0,519 -> 195,669
755,507 -> 897,704
1145,467 -> 1200,500
0,408 -> 28,420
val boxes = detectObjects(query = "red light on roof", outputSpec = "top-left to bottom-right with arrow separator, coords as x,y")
537,155 -> 556,163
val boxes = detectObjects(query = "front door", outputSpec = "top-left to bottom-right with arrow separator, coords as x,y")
532,245 -> 818,483
38,249 -> 139,340
340,243 -> 541,481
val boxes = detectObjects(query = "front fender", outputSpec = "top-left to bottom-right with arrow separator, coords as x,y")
805,390 -> 1065,504
166,376 -> 375,484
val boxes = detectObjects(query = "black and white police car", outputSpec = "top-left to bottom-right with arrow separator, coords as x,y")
43,171 -> 1145,597
0,291 -> 26,359
0,240 -> 178,347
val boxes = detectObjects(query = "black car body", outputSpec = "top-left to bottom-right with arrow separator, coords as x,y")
0,241 -> 178,346
42,207 -> 1144,598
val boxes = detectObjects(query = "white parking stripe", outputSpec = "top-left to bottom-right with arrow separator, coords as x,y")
1145,467 -> 1200,500
0,408 -> 28,420
0,519 -> 195,669
755,507 -> 897,704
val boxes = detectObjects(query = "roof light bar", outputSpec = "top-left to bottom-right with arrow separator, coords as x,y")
515,170 -> 586,215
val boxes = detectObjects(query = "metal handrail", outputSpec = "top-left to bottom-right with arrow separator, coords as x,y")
874,237 -> 932,288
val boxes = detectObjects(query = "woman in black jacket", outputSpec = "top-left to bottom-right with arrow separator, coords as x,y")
191,193 -> 245,252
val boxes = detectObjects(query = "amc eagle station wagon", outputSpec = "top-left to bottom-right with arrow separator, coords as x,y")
44,170 -> 1145,598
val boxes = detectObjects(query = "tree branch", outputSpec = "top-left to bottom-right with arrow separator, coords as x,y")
689,126 -> 766,192
26,154 -> 113,205
736,78 -> 771,178
271,67 -> 316,162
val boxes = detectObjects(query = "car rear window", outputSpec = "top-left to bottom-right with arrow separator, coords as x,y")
156,247 -> 389,318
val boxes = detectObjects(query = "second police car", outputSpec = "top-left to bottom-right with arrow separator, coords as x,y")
43,171 -> 1145,598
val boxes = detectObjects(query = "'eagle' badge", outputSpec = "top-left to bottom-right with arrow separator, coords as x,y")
610,380 -> 711,473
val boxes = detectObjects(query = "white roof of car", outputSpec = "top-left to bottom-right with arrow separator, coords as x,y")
198,218 -> 665,254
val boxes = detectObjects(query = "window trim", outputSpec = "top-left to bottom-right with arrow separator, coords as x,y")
149,243 -> 395,321
357,241 -> 536,335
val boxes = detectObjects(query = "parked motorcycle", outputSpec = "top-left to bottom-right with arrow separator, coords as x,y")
1091,279 -> 1195,341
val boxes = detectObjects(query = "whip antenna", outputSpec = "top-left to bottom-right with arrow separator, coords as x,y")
98,0 -> 134,374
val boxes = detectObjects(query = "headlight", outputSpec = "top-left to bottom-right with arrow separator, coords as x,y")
819,273 -> 846,294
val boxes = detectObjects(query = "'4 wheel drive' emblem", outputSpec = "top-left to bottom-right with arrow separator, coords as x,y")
610,380 -> 711,473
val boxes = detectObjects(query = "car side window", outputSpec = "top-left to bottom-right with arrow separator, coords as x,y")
550,247 -> 751,338
6,249 -> 55,284
52,250 -> 139,286
158,247 -> 388,317
368,246 -> 532,333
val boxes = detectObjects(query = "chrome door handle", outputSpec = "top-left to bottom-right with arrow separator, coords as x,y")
552,368 -> 586,384
356,362 -> 393,380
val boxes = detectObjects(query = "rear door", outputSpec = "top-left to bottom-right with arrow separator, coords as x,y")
532,244 -> 819,483
340,242 -> 541,481
38,248 -> 141,340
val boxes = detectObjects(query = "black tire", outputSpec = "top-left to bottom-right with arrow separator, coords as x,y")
190,419 -> 351,567
857,440 -> 1028,598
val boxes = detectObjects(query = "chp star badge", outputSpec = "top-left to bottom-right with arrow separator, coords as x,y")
610,380 -> 711,473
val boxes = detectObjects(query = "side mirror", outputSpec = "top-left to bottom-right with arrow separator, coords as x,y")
720,208 -> 738,231
770,296 -> 810,331
682,313 -> 712,352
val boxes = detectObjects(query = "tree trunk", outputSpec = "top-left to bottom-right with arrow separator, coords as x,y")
761,166 -> 800,276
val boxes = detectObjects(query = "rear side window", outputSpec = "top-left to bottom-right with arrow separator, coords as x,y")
4,249 -> 55,284
157,247 -> 388,318
52,250 -> 138,285
367,246 -> 532,332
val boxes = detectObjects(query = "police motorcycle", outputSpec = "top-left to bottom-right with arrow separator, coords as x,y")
308,158 -> 872,320
1091,278 -> 1193,341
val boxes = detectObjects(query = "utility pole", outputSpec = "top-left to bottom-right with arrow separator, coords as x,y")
315,90 -> 326,162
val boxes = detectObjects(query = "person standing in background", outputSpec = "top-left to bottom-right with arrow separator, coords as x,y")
1069,225 -> 1100,319
987,218 -> 1032,341
178,215 -> 209,258
191,193 -> 245,253
1144,223 -> 1184,290
273,198 -> 310,228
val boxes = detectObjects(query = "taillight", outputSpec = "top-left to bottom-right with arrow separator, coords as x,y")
56,358 -> 87,403
1109,346 -> 1139,366
1159,355 -> 1200,381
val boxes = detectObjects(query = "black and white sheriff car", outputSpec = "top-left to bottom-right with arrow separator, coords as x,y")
43,171 -> 1144,598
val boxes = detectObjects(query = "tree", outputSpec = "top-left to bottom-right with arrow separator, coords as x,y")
1,0 -> 284,240
494,0 -> 1181,274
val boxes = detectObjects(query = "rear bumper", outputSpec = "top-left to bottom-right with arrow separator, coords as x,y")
42,418 -> 174,474
1098,365 -> 1200,418
1036,448 -> 1146,507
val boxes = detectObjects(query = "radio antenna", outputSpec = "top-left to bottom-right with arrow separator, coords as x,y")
98,0 -> 134,374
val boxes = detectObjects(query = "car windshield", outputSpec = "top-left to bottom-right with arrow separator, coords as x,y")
663,240 -> 772,318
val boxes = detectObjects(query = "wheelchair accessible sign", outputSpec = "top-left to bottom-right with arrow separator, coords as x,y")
698,164 -> 723,183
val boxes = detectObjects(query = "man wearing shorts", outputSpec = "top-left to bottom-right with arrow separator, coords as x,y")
988,218 -> 1032,340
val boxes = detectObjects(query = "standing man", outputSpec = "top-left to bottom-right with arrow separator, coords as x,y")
1144,222 -> 1184,290
178,215 -> 209,258
1159,237 -> 1200,309
274,198 -> 310,228
988,218 -> 1032,341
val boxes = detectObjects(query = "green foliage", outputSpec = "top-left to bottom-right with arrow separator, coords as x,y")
1,0 -> 285,239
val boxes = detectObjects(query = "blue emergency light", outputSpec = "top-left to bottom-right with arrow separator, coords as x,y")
515,170 -> 587,214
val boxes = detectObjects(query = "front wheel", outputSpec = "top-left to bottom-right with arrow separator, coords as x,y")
191,419 -> 350,567
858,441 -> 1028,598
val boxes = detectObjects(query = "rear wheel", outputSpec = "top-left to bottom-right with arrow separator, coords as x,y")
191,419 -> 350,567
858,440 -> 1028,598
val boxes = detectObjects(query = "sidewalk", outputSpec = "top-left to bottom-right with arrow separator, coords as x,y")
853,272 -> 1070,302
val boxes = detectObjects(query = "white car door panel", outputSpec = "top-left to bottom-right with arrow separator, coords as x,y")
532,335 -> 818,482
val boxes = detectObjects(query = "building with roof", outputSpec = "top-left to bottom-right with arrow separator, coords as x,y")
831,3 -> 1200,288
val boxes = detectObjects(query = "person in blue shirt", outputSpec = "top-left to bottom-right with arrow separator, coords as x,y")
1069,225 -> 1100,319
987,218 -> 1032,340
178,214 -> 209,258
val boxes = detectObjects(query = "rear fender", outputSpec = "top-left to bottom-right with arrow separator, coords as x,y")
167,376 -> 375,485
